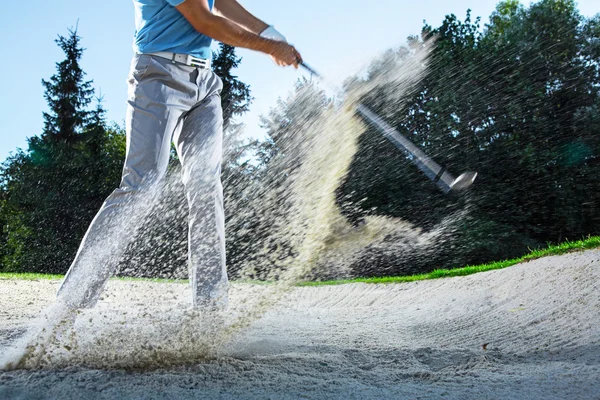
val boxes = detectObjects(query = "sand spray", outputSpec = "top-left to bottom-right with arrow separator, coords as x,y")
1,40 -> 470,370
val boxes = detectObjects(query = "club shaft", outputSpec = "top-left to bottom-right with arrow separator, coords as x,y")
355,105 -> 455,192
299,62 -> 321,78
300,62 -> 455,193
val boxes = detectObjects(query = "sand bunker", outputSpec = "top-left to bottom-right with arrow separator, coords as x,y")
1,249 -> 599,399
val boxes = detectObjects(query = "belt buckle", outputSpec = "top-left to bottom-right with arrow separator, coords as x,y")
187,55 -> 209,69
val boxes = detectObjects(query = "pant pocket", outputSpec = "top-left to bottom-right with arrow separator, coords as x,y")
129,55 -> 154,81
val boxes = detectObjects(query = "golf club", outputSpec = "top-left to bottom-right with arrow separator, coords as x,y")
299,61 -> 477,194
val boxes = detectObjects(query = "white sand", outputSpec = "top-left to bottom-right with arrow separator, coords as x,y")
1,249 -> 599,399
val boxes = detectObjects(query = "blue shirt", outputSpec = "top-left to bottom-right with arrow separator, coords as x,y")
133,0 -> 214,59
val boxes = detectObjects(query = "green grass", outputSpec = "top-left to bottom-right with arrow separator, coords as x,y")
1,236 -> 599,285
0,272 -> 188,284
301,235 -> 600,286
0,272 -> 63,280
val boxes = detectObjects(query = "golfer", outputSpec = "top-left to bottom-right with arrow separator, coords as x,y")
57,0 -> 302,311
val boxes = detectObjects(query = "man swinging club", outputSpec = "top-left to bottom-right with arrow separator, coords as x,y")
57,0 -> 302,311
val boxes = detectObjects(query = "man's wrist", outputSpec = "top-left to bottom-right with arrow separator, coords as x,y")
254,36 -> 279,56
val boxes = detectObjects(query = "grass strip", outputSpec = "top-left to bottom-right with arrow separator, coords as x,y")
0,272 -> 188,284
0,272 -> 63,280
300,235 -> 600,286
1,236 -> 599,285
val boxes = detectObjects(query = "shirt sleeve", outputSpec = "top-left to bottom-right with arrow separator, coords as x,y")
166,0 -> 186,6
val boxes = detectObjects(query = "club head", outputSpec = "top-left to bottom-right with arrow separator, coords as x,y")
449,171 -> 478,191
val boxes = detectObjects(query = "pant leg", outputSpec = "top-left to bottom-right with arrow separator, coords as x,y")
57,55 -> 197,309
175,70 -> 228,309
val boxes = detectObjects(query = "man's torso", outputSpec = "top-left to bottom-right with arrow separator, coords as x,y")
133,0 -> 214,59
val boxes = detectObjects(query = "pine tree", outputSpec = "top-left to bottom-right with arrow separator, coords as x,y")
41,27 -> 94,144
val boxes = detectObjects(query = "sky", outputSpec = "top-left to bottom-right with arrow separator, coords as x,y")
0,0 -> 598,162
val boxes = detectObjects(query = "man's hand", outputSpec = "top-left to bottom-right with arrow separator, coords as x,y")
259,26 -> 302,68
269,41 -> 302,68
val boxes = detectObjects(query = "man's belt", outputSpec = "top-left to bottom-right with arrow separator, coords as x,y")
146,52 -> 211,69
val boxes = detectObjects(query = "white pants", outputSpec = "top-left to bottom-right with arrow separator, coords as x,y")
57,54 -> 228,309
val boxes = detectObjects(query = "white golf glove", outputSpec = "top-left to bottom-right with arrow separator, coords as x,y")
260,26 -> 287,43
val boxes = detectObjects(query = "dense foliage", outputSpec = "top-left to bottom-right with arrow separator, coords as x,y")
0,30 -> 125,273
340,0 -> 600,272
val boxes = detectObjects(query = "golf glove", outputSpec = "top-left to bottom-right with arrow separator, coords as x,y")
260,26 -> 287,42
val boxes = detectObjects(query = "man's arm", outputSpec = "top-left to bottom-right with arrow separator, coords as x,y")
175,0 -> 300,66
213,0 -> 268,35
